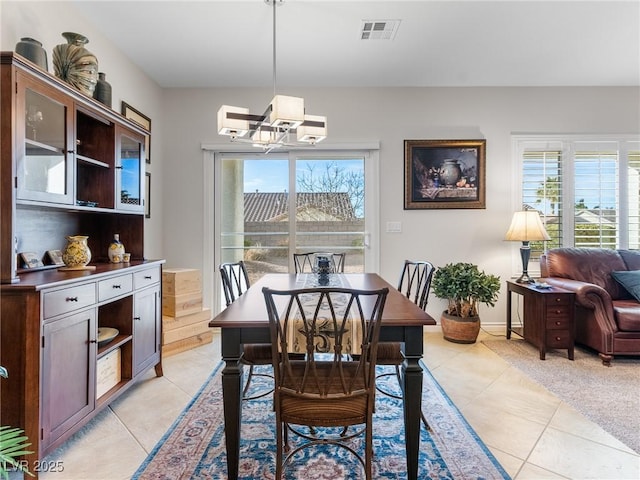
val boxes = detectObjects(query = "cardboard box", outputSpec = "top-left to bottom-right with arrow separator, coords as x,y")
162,291 -> 203,317
163,331 -> 214,357
163,318 -> 211,344
163,308 -> 211,332
163,268 -> 201,296
96,348 -> 121,398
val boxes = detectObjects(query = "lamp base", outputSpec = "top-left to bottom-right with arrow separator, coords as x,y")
515,272 -> 535,284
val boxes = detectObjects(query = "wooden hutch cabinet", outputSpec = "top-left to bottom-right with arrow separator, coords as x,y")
0,52 -> 163,472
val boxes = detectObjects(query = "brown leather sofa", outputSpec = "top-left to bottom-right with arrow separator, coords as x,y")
540,248 -> 640,365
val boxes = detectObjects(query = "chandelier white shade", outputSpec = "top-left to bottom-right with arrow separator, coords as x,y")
216,1 -> 327,151
217,105 -> 249,137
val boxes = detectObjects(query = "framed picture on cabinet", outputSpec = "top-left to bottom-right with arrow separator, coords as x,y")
121,101 -> 151,164
46,249 -> 65,266
20,252 -> 44,269
404,139 -> 486,209
145,172 -> 151,218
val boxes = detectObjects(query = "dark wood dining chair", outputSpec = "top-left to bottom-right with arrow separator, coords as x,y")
262,285 -> 389,480
293,251 -> 345,273
219,261 -> 273,400
377,260 -> 434,428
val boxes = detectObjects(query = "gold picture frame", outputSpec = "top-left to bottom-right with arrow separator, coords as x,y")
404,139 -> 486,209
121,101 -> 151,164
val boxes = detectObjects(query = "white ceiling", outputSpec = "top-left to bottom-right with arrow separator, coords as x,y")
71,0 -> 640,88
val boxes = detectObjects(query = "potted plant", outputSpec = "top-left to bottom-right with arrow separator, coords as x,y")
0,366 -> 33,479
431,262 -> 501,343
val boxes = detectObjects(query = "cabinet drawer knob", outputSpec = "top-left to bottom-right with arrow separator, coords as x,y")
555,298 -> 561,302
556,336 -> 561,341
144,275 -> 152,280
90,339 -> 97,344
556,321 -> 561,326
112,284 -> 121,289
555,309 -> 561,314
134,316 -> 141,321
65,296 -> 79,302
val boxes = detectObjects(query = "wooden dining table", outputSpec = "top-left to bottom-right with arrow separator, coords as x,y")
208,273 -> 436,480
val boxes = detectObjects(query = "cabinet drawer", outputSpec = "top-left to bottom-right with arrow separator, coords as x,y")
134,267 -> 161,289
43,283 -> 96,319
546,330 -> 572,348
98,274 -> 133,301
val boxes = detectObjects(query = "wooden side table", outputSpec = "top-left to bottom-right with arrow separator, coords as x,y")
506,280 -> 576,360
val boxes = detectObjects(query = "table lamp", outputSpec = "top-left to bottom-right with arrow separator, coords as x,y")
505,211 -> 550,283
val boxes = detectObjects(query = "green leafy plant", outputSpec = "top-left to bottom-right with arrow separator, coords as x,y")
432,262 -> 500,318
0,367 -> 34,479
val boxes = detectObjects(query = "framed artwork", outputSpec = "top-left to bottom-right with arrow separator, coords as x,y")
145,172 -> 151,218
404,139 -> 486,209
20,252 -> 44,268
46,249 -> 65,265
121,101 -> 151,164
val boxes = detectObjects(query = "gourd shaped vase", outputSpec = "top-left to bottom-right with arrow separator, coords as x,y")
108,234 -> 125,263
440,159 -> 462,187
62,235 -> 92,268
53,32 -> 98,96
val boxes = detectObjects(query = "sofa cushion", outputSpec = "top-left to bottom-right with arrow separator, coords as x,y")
613,300 -> 640,332
619,250 -> 640,271
611,270 -> 640,302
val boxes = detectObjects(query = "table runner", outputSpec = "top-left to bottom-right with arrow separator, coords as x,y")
284,274 -> 363,355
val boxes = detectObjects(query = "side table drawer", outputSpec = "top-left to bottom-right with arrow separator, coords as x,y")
44,283 -> 96,319
546,330 -> 572,348
546,316 -> 572,330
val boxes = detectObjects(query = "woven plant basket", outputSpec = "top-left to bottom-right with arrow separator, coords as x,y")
440,311 -> 480,344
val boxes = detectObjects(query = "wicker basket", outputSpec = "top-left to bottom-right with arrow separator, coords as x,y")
440,311 -> 480,344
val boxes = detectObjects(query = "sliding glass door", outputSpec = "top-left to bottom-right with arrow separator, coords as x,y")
217,151 -> 375,286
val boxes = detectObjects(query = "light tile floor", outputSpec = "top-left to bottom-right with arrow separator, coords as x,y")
30,330 -> 639,480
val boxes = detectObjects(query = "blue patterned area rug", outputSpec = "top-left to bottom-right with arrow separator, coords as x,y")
133,363 -> 509,479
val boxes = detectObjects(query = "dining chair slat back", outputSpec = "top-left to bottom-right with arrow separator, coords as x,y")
219,261 -> 273,400
293,252 -> 346,274
262,285 -> 389,480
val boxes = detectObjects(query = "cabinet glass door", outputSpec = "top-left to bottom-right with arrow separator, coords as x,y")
116,127 -> 144,212
17,82 -> 73,204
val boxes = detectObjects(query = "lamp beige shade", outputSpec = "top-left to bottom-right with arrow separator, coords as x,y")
504,211 -> 550,241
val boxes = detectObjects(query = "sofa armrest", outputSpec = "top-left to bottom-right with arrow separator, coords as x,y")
543,277 -> 617,332
542,277 -> 610,308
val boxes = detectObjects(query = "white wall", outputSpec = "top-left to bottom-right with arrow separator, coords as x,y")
162,86 -> 640,325
3,2 -> 639,326
1,0 -> 165,260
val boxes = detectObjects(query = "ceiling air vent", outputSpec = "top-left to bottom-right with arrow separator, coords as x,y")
360,19 -> 400,40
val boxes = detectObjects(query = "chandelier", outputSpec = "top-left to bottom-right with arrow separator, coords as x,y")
217,0 -> 327,151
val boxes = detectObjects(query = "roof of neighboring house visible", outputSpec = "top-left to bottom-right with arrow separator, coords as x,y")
244,192 -> 356,222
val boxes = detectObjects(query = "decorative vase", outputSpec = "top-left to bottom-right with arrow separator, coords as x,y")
93,72 -> 112,107
52,32 -> 98,96
440,159 -> 462,187
440,311 -> 480,344
108,234 -> 125,263
62,235 -> 92,268
15,37 -> 48,70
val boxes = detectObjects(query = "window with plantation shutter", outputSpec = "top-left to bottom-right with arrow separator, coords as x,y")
513,136 -> 640,276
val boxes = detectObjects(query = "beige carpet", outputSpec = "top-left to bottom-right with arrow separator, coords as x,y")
482,338 -> 640,454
